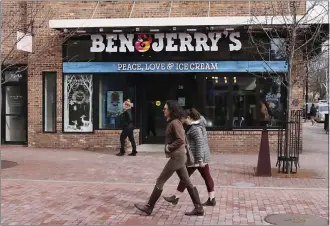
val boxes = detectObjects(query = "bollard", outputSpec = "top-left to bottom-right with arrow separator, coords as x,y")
255,129 -> 272,177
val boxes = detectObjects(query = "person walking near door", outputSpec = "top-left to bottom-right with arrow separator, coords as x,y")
134,100 -> 204,216
310,104 -> 317,125
116,99 -> 137,156
163,108 -> 216,206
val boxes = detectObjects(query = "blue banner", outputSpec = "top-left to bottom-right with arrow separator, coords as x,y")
63,61 -> 288,73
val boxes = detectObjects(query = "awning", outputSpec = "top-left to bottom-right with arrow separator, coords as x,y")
49,15 -> 328,30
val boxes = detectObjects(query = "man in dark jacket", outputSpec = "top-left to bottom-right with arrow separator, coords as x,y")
310,104 -> 317,125
116,99 -> 137,156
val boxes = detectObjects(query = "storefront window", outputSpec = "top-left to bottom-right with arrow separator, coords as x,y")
204,76 -> 230,127
97,75 -> 136,129
259,77 -> 285,127
43,72 -> 57,132
63,74 -> 93,132
232,77 -> 257,127
203,74 -> 285,129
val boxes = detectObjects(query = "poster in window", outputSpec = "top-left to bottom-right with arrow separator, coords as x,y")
107,91 -> 123,117
63,74 -> 93,132
270,38 -> 286,60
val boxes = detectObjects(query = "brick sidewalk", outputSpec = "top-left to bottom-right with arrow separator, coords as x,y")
1,180 -> 328,225
1,123 -> 328,225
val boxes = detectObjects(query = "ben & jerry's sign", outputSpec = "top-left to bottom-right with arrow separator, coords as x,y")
90,32 -> 242,53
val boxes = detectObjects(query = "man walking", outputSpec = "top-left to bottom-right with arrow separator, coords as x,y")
310,104 -> 317,126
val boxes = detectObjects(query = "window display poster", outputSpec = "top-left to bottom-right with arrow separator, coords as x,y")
178,97 -> 185,106
63,74 -> 93,132
107,91 -> 123,116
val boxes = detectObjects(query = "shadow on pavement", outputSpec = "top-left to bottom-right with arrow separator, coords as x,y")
1,160 -> 18,169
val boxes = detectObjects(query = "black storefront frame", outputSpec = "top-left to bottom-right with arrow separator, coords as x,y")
1,65 -> 28,144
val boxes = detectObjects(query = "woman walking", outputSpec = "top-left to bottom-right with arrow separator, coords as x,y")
163,108 -> 216,206
116,99 -> 137,156
134,101 -> 204,216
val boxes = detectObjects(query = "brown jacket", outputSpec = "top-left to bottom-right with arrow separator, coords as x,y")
165,119 -> 186,153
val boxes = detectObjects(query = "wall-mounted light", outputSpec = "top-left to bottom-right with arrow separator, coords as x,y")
99,28 -> 104,32
136,28 -> 140,32
173,27 -> 177,31
63,28 -> 68,33
224,77 -> 228,84
233,77 -> 237,83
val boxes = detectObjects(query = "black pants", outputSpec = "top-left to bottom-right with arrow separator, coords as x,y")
120,126 -> 136,153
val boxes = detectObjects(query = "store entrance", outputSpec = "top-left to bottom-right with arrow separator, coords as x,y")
1,69 -> 28,144
138,73 -> 197,144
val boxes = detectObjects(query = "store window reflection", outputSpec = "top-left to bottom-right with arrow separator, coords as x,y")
205,76 -> 229,127
203,74 -> 286,129
259,77 -> 285,127
232,76 -> 257,127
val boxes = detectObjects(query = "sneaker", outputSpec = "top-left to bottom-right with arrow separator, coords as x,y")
202,198 -> 216,206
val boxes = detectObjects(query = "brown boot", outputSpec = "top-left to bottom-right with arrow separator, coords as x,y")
134,186 -> 162,216
163,195 -> 179,205
185,187 -> 204,216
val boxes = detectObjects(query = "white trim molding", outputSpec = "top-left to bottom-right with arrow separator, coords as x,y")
49,15 -> 328,29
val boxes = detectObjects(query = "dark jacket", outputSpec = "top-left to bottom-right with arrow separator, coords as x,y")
120,109 -> 133,128
165,119 -> 186,153
185,117 -> 211,165
310,106 -> 317,117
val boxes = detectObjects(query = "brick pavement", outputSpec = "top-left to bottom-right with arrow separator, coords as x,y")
1,123 -> 329,225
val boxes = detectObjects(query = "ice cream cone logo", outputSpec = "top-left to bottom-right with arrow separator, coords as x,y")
135,34 -> 152,52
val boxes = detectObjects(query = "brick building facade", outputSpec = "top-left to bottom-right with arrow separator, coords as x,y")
1,1 -> 319,153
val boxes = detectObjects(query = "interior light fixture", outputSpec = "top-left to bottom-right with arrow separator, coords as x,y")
76,30 -> 86,33
225,27 -> 234,31
99,28 -> 104,32
150,29 -> 159,32
113,29 -> 122,33
187,28 -> 197,32
136,28 -> 140,32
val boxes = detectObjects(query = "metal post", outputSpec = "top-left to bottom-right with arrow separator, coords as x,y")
0,2 -> 2,146
326,70 -> 328,102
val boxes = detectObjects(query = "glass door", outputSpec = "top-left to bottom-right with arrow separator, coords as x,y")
2,85 -> 27,143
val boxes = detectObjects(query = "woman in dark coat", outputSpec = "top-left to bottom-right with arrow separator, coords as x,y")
116,99 -> 137,156
134,100 -> 204,216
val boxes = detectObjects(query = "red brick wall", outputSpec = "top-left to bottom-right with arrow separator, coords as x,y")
208,131 -> 280,153
1,1 -> 305,152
